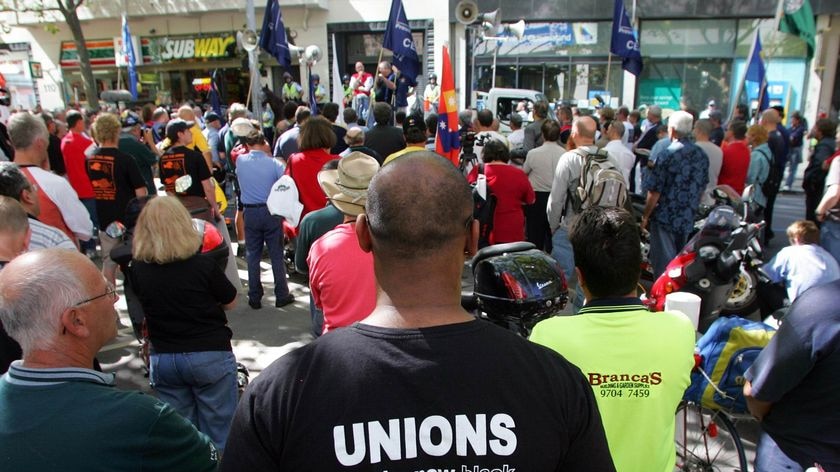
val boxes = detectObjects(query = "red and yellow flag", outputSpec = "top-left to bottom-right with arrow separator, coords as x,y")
434,45 -> 460,166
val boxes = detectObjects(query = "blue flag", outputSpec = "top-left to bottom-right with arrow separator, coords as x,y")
610,0 -> 642,76
121,15 -> 138,100
308,68 -> 318,116
260,0 -> 291,70
209,69 -> 222,116
382,0 -> 420,82
745,32 -> 769,112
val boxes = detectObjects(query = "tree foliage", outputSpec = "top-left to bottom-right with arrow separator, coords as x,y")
0,0 -> 100,109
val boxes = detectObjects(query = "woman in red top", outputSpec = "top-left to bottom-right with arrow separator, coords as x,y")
469,140 -> 536,243
285,116 -> 340,219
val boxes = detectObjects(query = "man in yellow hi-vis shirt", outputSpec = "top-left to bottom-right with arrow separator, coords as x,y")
530,206 -> 695,472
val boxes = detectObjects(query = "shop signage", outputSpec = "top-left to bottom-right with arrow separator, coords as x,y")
638,78 -> 681,110
60,39 -> 117,67
477,22 -> 601,57
143,34 -> 236,63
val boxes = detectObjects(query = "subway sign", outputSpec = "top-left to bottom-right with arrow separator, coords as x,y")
143,33 -> 236,63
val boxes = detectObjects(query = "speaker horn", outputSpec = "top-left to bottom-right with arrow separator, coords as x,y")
238,29 -> 258,52
503,20 -> 525,40
289,44 -> 305,57
477,9 -> 500,28
303,45 -> 322,65
455,0 -> 479,25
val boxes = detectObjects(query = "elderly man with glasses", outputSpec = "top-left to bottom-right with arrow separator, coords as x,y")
0,248 -> 219,471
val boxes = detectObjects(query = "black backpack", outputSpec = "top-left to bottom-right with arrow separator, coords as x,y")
472,163 -> 497,249
756,147 -> 779,199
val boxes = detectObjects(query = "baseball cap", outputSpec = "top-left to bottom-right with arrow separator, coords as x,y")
204,111 -> 221,123
403,113 -> 426,133
165,118 -> 194,142
121,111 -> 142,129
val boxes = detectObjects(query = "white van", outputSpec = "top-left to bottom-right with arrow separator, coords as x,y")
474,88 -> 547,134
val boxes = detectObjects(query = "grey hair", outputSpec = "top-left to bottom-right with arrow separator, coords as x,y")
8,112 -> 48,150
668,111 -> 694,137
647,105 -> 662,118
694,119 -> 713,138
0,249 -> 86,352
228,102 -> 248,120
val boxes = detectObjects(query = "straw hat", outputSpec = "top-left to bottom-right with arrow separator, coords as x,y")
317,152 -> 380,216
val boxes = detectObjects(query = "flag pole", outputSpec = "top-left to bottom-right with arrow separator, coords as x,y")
606,53 -> 612,95
729,29 -> 759,123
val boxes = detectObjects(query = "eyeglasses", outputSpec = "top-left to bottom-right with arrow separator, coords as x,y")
72,282 -> 117,307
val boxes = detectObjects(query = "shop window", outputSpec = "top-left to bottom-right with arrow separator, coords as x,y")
735,19 -> 808,58
638,58 -> 732,113
344,32 -> 425,73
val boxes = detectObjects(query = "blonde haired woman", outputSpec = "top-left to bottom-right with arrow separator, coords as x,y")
130,196 -> 237,453
746,124 -> 771,212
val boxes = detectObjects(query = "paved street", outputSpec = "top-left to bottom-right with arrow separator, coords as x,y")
98,182 -> 810,470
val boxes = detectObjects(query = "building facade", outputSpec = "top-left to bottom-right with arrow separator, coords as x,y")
0,0 -> 838,126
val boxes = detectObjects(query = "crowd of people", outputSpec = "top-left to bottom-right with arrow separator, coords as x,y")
0,71 -> 839,470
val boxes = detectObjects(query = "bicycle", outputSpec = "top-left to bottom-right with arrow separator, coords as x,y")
674,353 -> 753,471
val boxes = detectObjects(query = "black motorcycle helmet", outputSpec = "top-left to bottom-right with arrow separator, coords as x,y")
472,244 -> 568,328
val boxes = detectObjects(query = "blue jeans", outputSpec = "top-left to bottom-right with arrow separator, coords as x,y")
649,221 -> 688,277
821,220 -> 840,266
755,431 -> 804,472
150,350 -> 238,453
243,206 -> 289,303
785,147 -> 802,189
354,95 -> 370,121
551,227 -> 584,312
309,294 -> 324,337
80,198 -> 98,252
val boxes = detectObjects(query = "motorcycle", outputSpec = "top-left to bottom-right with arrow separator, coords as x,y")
643,186 -> 766,332
461,242 -> 569,337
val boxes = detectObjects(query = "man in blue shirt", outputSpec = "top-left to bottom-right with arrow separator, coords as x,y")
760,220 -> 840,312
744,279 -> 840,471
236,130 -> 294,310
641,111 -> 709,276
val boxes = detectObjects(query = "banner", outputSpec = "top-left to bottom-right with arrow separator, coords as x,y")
259,0 -> 291,69
331,34 -> 344,124
434,45 -> 460,167
121,15 -> 138,100
610,0 -> 642,76
777,0 -> 816,61
382,0 -> 420,81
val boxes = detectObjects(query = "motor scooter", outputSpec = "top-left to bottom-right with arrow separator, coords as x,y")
643,187 -> 765,332
461,242 -> 569,337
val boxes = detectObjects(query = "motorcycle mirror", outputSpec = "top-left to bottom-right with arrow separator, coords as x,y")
104,221 -> 126,239
741,184 -> 755,201
175,175 -> 193,194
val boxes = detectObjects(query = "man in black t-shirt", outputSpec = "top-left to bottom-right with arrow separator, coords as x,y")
159,119 -> 219,221
87,113 -> 147,283
221,152 -> 616,471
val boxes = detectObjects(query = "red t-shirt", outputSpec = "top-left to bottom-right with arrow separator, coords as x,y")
717,140 -> 751,195
286,148 -> 340,219
470,163 -> 536,244
307,223 -> 376,334
60,131 -> 96,199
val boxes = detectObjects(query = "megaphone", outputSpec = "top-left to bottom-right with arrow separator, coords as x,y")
237,29 -> 258,52
455,0 -> 478,25
289,44 -> 305,57
303,45 -> 322,65
477,9 -> 500,28
502,20 -> 525,40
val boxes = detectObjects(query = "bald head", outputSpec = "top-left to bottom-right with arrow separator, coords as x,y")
0,249 -> 104,354
365,152 -> 472,259
571,116 -> 597,144
177,105 -> 196,121
760,109 -> 780,127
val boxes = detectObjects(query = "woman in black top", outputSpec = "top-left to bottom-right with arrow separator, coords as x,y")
131,196 -> 237,453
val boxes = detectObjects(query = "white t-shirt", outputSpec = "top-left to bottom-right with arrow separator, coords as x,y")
604,139 -> 636,186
